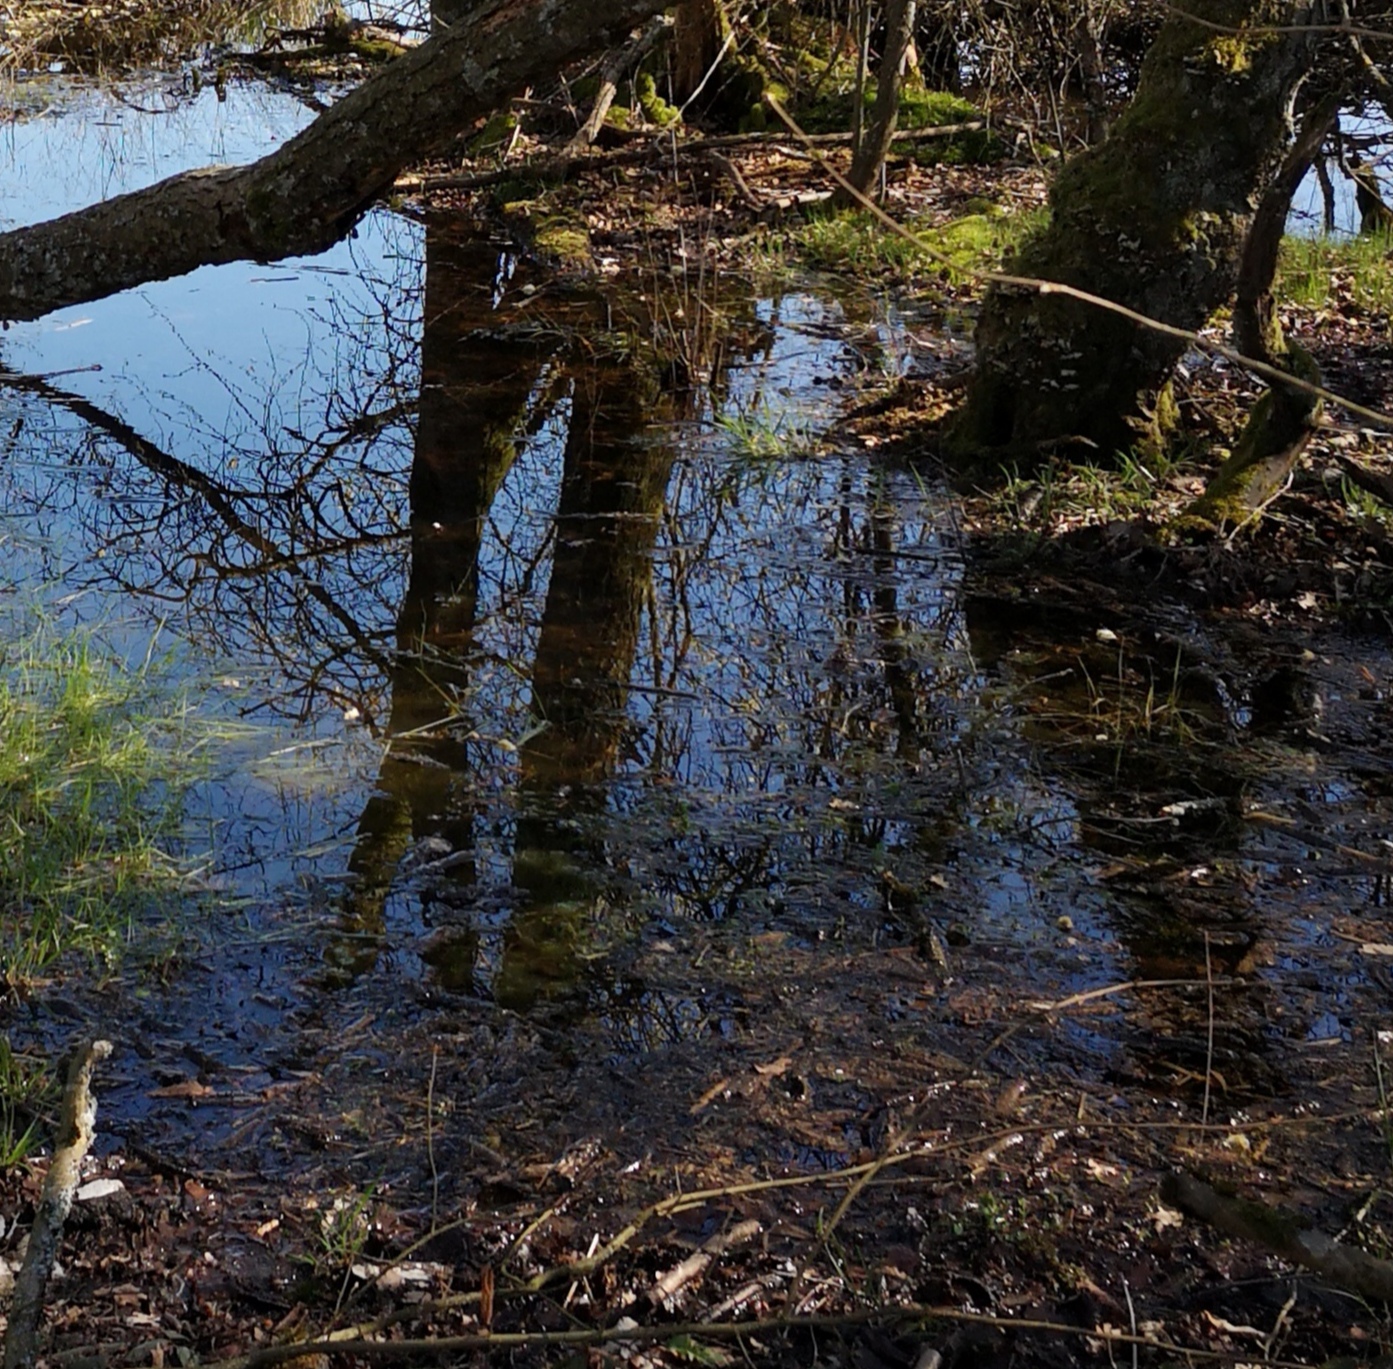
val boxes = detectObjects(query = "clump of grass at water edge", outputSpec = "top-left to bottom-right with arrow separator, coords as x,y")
0,618 -> 208,986
1277,232 -> 1393,314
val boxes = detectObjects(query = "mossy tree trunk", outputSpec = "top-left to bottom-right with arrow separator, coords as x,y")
949,1 -> 1323,471
1188,95 -> 1338,525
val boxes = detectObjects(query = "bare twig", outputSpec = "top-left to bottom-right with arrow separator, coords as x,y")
4,1040 -> 112,1369
197,1300 -> 1326,1369
647,1218 -> 762,1306
1202,934 -> 1215,1127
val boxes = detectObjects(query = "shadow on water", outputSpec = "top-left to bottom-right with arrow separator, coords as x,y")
2,71 -> 1393,1172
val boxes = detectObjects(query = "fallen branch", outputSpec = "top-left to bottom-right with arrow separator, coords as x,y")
646,1218 -> 761,1307
3,1039 -> 113,1369
0,0 -> 671,321
1162,1169 -> 1393,1302
396,119 -> 991,193
198,1301 -> 1315,1369
566,14 -> 672,153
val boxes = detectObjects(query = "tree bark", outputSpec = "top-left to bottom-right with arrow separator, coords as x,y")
1186,92 -> 1338,524
838,0 -> 916,204
949,1 -> 1325,469
673,0 -> 728,105
0,0 -> 668,323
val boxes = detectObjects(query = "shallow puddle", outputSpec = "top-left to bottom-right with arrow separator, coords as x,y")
1,66 -> 1391,1179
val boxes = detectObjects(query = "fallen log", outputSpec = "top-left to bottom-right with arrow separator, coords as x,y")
0,0 -> 669,322
397,118 -> 993,194
1162,1169 -> 1393,1303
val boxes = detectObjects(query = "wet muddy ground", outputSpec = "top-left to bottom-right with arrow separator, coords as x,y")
2,22 -> 1393,1369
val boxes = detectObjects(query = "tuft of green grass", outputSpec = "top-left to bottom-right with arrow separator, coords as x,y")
913,206 -> 1047,283
772,204 -> 1043,283
794,86 -> 1002,163
0,1036 -> 48,1165
1277,233 -> 1393,313
1342,474 -> 1393,534
716,405 -> 815,465
791,208 -> 933,276
0,617 -> 206,983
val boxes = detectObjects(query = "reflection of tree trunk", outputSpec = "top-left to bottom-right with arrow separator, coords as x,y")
870,504 -> 918,759
523,361 -> 673,788
338,228 -> 552,976
1188,94 -> 1338,524
496,358 -> 674,1011
0,0 -> 668,322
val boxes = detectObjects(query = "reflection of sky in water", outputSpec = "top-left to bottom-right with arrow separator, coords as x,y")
0,73 -> 1094,995
0,82 -> 317,228
1288,115 -> 1386,237
0,79 -> 421,891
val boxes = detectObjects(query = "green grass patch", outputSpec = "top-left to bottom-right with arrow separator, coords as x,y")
771,203 -> 1043,282
1277,233 -> 1393,313
793,87 -> 1002,164
790,208 -> 933,276
914,206 -> 1047,282
0,617 -> 207,983
0,1036 -> 49,1165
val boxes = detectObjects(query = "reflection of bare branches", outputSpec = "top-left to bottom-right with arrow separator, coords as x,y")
2,366 -> 395,704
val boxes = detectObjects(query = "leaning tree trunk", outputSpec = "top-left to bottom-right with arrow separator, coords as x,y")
948,1 -> 1325,470
1186,93 -> 1339,525
838,0 -> 916,204
0,0 -> 669,323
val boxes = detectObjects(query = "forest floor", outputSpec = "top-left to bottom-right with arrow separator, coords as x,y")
8,33 -> 1393,1369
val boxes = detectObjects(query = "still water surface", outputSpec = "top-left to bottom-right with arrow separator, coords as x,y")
0,73 -> 1386,1151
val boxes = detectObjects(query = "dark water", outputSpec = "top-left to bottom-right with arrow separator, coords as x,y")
1,68 -> 1390,1167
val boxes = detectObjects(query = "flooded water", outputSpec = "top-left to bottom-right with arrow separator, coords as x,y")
2,65 -> 1391,1175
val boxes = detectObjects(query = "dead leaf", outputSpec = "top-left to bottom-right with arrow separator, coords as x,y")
149,1080 -> 214,1100
1152,1203 -> 1183,1232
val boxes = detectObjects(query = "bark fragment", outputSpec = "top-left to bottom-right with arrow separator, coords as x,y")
4,1040 -> 112,1369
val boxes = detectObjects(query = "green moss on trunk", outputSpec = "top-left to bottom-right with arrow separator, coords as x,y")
948,1 -> 1320,473
1188,343 -> 1322,527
